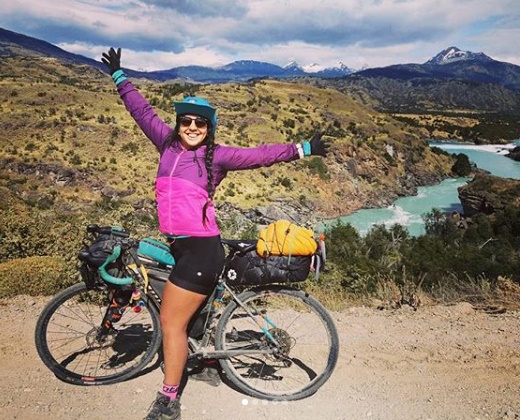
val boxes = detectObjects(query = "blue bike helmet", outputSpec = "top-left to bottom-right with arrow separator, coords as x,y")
173,96 -> 217,134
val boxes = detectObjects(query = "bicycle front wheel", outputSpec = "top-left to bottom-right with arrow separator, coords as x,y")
34,282 -> 162,385
215,287 -> 339,401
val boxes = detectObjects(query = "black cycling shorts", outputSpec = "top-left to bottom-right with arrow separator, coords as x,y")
168,235 -> 225,295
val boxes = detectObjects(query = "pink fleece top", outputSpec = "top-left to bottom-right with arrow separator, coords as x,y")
117,80 -> 301,237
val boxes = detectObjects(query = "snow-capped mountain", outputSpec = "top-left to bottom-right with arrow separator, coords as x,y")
303,62 -> 326,73
342,45 -> 520,114
285,60 -> 355,76
316,62 -> 355,77
283,61 -> 305,74
357,45 -> 520,90
425,46 -> 493,65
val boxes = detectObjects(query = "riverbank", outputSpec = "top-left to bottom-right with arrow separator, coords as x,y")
430,141 -> 518,156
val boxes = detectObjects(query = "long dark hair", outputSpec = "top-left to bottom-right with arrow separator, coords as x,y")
202,133 -> 216,227
165,121 -> 216,227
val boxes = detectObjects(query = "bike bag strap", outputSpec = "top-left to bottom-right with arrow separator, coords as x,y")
98,245 -> 133,285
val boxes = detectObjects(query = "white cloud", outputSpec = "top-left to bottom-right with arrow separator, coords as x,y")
1,0 -> 520,69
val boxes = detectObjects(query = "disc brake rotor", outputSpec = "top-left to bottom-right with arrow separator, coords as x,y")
86,327 -> 117,349
265,327 -> 294,357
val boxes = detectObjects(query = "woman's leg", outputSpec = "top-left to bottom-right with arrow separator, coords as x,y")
160,281 -> 207,387
144,282 -> 207,419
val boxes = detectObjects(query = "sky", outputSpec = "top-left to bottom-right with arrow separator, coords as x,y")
2,0 -> 520,72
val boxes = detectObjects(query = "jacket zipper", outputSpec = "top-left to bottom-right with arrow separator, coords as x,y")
166,150 -> 185,233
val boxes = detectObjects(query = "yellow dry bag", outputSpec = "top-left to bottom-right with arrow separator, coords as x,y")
256,220 -> 318,257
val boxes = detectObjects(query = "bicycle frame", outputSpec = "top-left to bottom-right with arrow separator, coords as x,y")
186,281 -> 284,362
79,226 -> 284,360
123,245 -> 286,361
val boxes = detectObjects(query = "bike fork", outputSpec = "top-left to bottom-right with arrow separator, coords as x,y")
97,289 -> 132,340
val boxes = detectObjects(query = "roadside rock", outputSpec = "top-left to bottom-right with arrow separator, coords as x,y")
217,198 -> 318,231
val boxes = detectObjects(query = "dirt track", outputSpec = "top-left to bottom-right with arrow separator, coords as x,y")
1,295 -> 519,420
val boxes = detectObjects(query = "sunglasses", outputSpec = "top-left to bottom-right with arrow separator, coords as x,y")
178,116 -> 208,129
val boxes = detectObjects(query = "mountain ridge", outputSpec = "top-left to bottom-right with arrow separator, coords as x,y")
425,46 -> 493,65
4,26 -> 520,88
0,27 -> 354,82
3,26 -> 520,140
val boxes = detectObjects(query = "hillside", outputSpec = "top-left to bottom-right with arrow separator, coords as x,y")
2,28 -> 520,144
298,47 -> 520,144
0,55 -> 454,236
304,76 -> 520,144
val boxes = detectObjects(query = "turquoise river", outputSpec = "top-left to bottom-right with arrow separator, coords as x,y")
328,141 -> 520,236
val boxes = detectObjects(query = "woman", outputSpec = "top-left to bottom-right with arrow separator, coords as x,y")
101,47 -> 329,420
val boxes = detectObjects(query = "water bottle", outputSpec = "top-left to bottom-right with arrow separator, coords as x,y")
212,284 -> 225,312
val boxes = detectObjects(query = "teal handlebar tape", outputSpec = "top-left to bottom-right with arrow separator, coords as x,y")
98,245 -> 133,285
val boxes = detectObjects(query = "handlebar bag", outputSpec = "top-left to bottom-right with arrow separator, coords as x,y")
79,235 -> 116,267
78,235 -> 124,287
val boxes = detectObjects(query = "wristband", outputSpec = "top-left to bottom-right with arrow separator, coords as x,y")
296,144 -> 305,159
111,69 -> 127,86
302,141 -> 311,156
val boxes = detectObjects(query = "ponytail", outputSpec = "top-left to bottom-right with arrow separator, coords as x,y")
202,132 -> 216,227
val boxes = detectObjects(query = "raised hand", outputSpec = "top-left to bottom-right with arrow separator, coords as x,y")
101,47 -> 121,75
309,132 -> 330,157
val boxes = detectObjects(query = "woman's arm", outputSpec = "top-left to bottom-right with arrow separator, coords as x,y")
117,80 -> 172,151
102,48 -> 172,151
216,143 -> 300,171
216,133 -> 329,171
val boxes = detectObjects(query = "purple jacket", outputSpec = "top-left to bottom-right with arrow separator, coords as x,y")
117,80 -> 300,237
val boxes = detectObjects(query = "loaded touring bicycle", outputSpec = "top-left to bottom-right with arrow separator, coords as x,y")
35,222 -> 339,401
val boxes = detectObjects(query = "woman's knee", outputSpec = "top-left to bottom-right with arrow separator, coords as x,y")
160,311 -> 184,332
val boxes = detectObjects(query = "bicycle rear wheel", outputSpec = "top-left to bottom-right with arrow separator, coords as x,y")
215,287 -> 339,401
35,282 -> 162,385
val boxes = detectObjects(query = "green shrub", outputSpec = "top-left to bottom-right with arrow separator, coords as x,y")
451,153 -> 472,176
303,157 -> 329,180
0,256 -> 74,298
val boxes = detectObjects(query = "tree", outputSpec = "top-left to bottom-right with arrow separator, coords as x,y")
451,153 -> 472,177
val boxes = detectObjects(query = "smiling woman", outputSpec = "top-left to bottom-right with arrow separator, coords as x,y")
101,46 -> 330,420
176,113 -> 210,149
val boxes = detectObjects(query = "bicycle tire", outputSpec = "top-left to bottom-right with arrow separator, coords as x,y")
34,282 -> 162,385
215,287 -> 339,401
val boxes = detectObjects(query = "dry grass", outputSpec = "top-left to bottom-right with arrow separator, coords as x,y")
1,56 -> 455,222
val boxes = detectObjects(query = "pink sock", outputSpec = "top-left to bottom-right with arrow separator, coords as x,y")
160,383 -> 179,400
